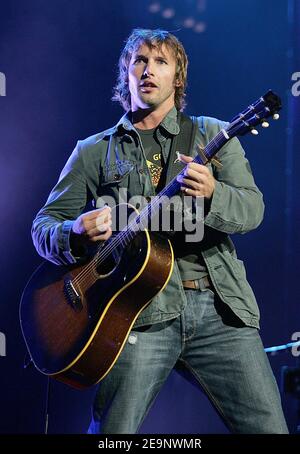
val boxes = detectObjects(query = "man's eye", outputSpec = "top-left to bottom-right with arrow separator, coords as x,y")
157,59 -> 167,64
134,58 -> 145,64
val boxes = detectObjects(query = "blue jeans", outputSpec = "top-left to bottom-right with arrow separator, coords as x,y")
88,287 -> 288,434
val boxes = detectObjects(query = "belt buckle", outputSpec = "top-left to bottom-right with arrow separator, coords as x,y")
195,277 -> 209,291
182,279 -> 200,290
182,277 -> 210,291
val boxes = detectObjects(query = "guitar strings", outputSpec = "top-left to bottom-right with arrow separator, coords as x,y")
72,180 -> 181,287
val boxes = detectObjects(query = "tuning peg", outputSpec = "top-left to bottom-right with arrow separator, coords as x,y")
261,121 -> 269,128
251,128 -> 259,135
273,113 -> 279,120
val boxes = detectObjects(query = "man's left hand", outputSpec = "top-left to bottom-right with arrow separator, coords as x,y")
176,153 -> 215,199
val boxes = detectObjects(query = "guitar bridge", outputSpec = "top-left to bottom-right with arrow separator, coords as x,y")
64,279 -> 83,312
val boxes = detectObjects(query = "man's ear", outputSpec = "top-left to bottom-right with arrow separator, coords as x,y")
175,79 -> 182,87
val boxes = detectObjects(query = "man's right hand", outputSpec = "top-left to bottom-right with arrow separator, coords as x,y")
72,206 -> 112,243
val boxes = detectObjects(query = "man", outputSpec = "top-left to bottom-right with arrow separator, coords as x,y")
32,28 -> 288,433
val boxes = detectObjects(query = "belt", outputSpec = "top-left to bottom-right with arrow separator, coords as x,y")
182,276 -> 211,291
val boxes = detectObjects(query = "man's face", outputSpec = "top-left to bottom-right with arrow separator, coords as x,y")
128,43 -> 179,112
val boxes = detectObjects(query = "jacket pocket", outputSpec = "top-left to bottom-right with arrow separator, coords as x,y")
101,160 -> 135,187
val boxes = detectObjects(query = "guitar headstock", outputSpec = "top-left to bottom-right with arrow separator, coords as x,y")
227,90 -> 282,138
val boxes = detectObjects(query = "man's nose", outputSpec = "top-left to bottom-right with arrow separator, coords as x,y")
143,61 -> 154,77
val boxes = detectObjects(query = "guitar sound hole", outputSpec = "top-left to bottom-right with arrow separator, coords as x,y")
95,238 -> 124,276
95,254 -> 117,276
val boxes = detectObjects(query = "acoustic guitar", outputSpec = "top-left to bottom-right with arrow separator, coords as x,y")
20,90 -> 281,389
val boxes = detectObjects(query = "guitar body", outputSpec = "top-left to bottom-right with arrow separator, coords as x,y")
20,222 -> 174,389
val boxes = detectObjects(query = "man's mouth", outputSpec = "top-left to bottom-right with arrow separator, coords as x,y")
140,81 -> 158,90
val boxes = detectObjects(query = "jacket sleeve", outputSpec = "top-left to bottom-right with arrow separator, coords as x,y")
201,117 -> 265,234
31,140 -> 89,265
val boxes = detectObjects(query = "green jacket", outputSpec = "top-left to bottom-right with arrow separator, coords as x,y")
32,107 -> 264,328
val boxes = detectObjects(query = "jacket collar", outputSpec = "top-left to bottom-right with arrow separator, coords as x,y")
115,106 -> 180,137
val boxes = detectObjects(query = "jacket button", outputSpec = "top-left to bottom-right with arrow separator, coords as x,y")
146,196 -> 151,203
114,174 -> 121,180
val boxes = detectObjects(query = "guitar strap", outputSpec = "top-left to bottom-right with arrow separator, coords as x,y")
164,112 -> 222,186
164,112 -> 198,185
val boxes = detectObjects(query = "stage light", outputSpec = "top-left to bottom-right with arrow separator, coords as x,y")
147,1 -> 207,35
183,17 -> 195,29
194,21 -> 206,33
162,8 -> 175,19
148,2 -> 161,13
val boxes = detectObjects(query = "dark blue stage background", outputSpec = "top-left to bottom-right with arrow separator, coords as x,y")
0,0 -> 299,433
